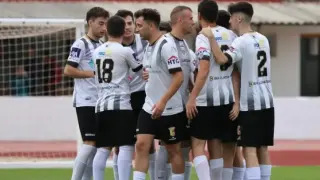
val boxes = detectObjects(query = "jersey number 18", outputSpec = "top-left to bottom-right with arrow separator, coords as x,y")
96,59 -> 114,83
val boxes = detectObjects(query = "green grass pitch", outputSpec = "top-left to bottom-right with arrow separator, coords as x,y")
0,167 -> 320,180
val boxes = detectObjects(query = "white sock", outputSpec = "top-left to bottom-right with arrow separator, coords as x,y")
245,167 -> 260,180
232,167 -> 245,180
149,153 -> 156,180
172,173 -> 184,180
223,168 -> 233,180
92,148 -> 111,180
260,165 -> 272,180
166,163 -> 172,180
71,144 -> 96,180
209,158 -> 223,180
134,171 -> 147,180
118,145 -> 134,180
113,152 -> 119,180
81,147 -> 96,180
155,145 -> 168,180
184,162 -> 192,180
193,155 -> 211,180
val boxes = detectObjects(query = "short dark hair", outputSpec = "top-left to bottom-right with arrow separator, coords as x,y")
107,15 -> 125,38
198,0 -> 218,23
170,6 -> 192,24
86,7 -> 110,23
159,21 -> 172,32
217,10 -> 231,29
115,9 -> 134,20
134,10 -> 143,19
228,2 -> 254,18
136,8 -> 161,27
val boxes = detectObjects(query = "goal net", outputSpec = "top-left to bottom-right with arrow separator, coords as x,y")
0,18 -> 109,168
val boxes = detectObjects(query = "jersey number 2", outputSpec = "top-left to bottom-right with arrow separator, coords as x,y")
96,59 -> 114,83
257,50 -> 267,77
220,45 -> 229,71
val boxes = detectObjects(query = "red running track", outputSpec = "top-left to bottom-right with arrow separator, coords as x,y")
0,140 -> 319,166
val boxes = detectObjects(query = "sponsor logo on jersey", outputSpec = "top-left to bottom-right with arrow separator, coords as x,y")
70,47 -> 81,58
98,51 -> 105,56
196,47 -> 210,59
167,56 -> 180,65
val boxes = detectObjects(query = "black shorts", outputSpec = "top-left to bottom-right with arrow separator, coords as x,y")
137,110 -> 186,145
76,107 -> 96,141
182,114 -> 191,141
190,104 -> 236,141
130,91 -> 146,120
95,110 -> 136,148
238,108 -> 275,147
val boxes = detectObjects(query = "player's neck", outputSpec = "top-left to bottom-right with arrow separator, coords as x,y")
122,34 -> 135,46
201,22 -> 217,28
86,31 -> 100,41
108,37 -> 122,44
148,31 -> 162,45
238,25 -> 254,36
170,27 -> 184,40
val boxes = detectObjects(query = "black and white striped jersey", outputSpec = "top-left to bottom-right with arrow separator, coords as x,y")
93,42 -> 142,112
195,26 -> 237,107
226,32 -> 274,111
67,35 -> 102,107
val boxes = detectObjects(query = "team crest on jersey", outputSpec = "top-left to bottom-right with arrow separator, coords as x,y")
167,56 -> 180,65
70,47 -> 81,58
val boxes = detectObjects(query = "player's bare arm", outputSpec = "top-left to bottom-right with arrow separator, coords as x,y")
152,70 -> 183,119
64,65 -> 94,78
200,27 -> 232,66
186,59 -> 209,120
229,69 -> 240,120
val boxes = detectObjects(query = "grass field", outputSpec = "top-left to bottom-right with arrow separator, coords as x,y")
0,167 -> 320,180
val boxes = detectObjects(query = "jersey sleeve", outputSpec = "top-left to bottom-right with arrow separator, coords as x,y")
189,49 -> 197,73
225,37 -> 243,63
161,41 -> 182,74
67,40 -> 85,68
195,34 -> 211,61
124,47 -> 143,72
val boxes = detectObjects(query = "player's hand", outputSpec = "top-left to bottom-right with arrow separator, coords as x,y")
151,100 -> 166,119
200,27 -> 214,39
186,98 -> 198,120
142,68 -> 149,81
229,102 -> 240,121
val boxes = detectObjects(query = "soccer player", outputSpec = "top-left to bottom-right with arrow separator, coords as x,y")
201,2 -> 274,180
91,15 -> 143,180
155,6 -> 195,180
64,7 -> 109,180
185,1 -> 238,180
217,9 -> 246,180
111,9 -> 155,180
134,8 -> 185,180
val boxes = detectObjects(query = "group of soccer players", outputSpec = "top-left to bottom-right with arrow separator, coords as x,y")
64,1 -> 275,180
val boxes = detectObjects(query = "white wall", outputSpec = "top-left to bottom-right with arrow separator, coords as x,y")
0,97 -> 320,141
260,25 -> 320,97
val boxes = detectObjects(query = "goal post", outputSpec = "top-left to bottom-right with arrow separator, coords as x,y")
0,18 -> 104,169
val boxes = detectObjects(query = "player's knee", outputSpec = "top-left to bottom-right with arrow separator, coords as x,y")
135,140 -> 151,153
243,147 -> 257,159
165,143 -> 181,158
83,140 -> 95,146
208,139 -> 223,158
191,137 -> 206,156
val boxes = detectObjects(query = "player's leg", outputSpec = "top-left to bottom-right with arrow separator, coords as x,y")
189,107 -> 212,180
156,140 -> 169,180
239,111 -> 262,180
113,147 -> 119,180
116,110 -> 137,180
92,111 -> 113,180
149,141 -> 156,180
207,106 -> 227,180
181,141 -> 192,180
232,147 -> 246,180
257,108 -> 274,180
71,107 -> 97,180
162,112 -> 187,180
134,110 -> 157,180
220,104 -> 239,180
